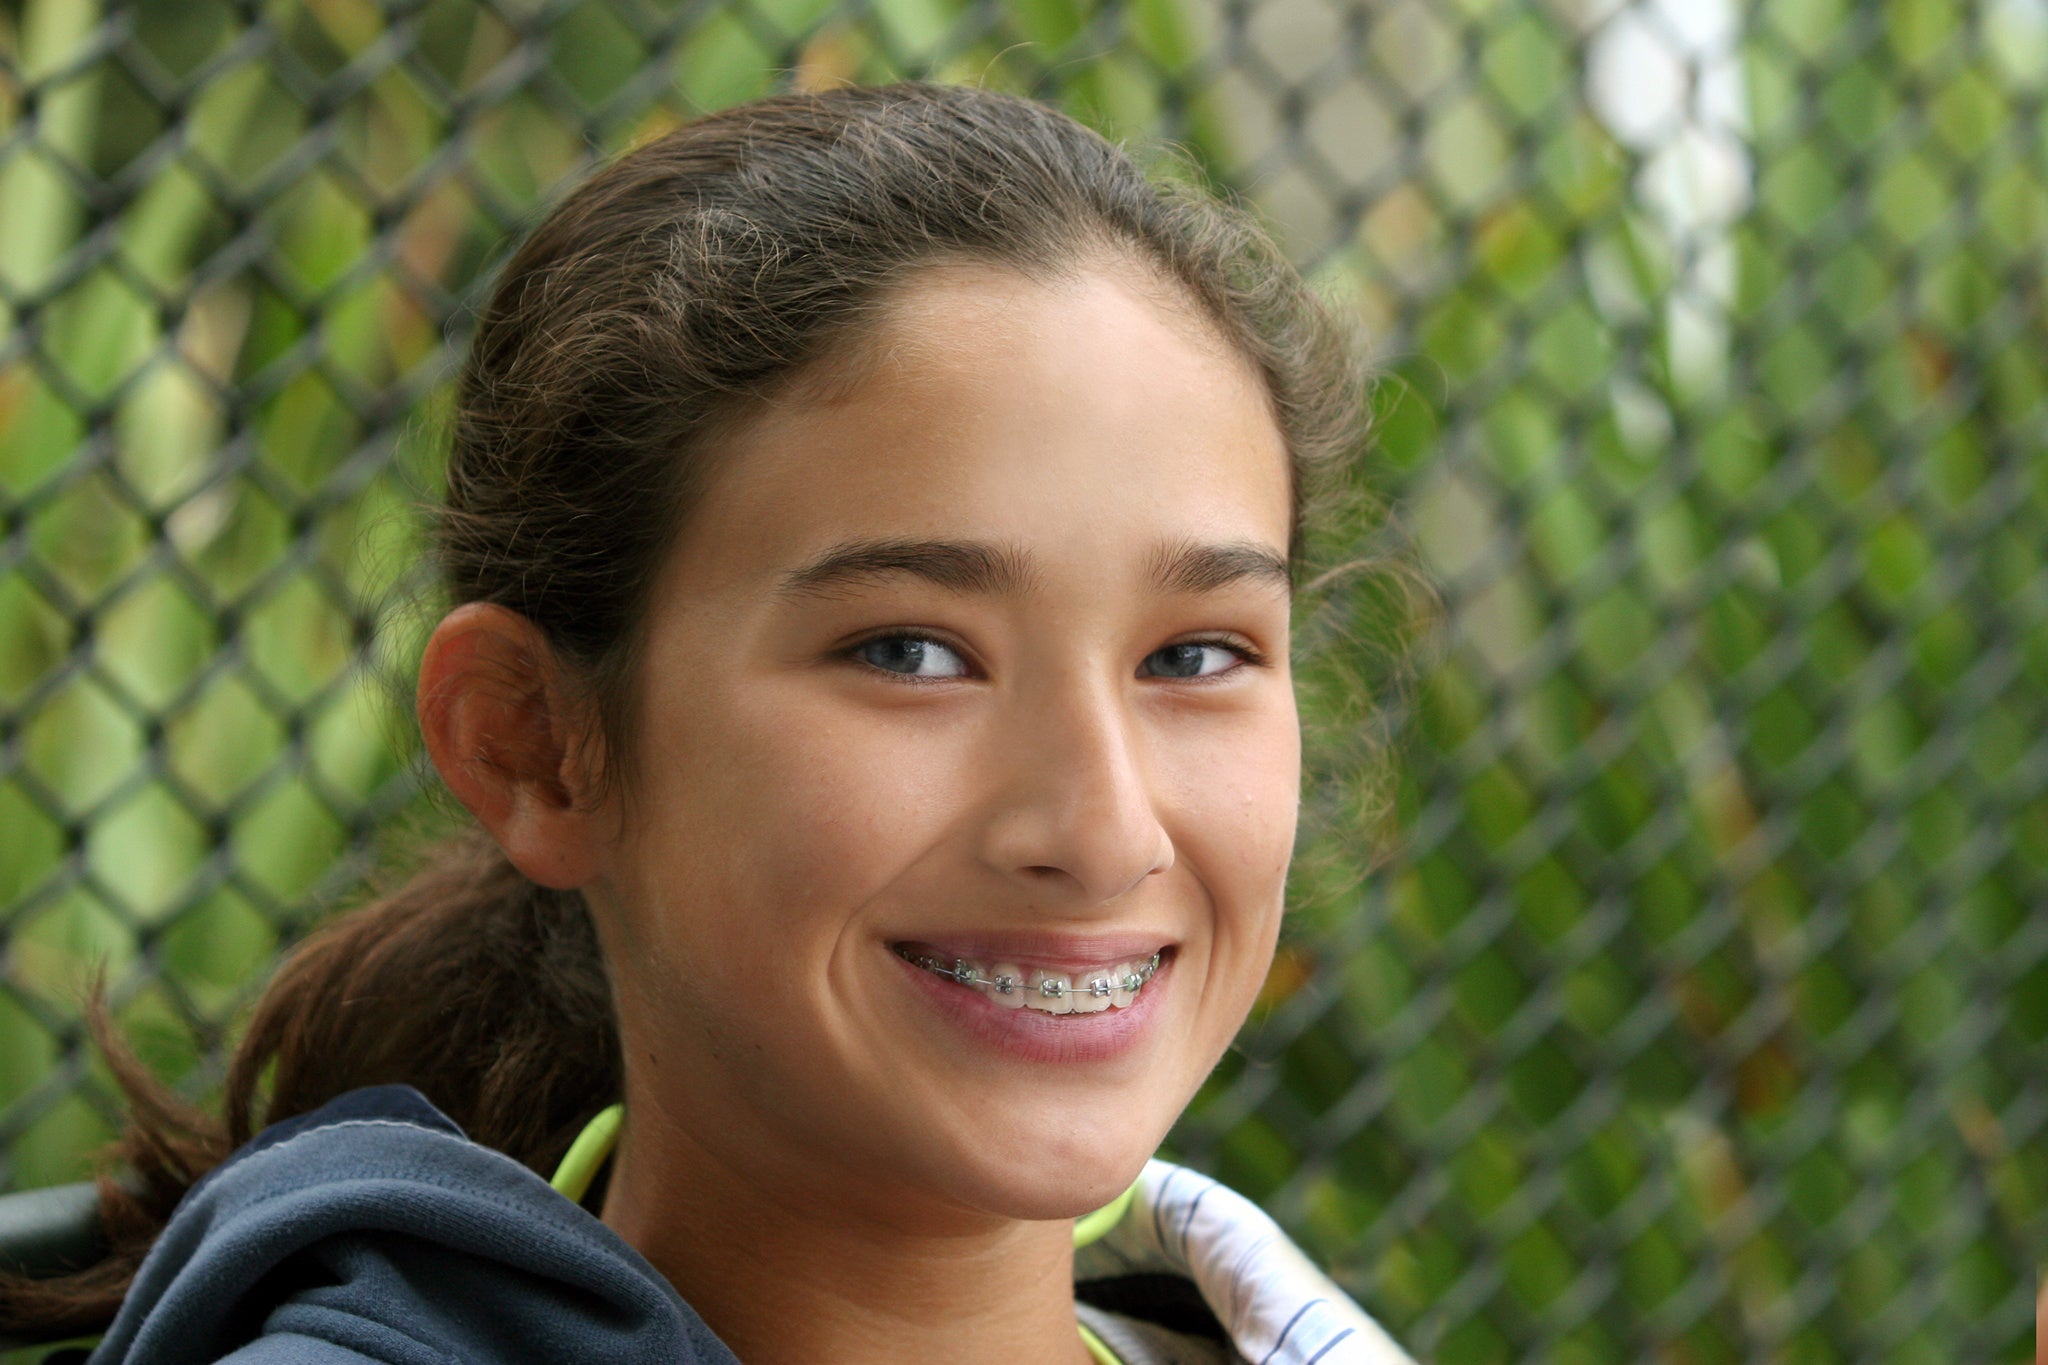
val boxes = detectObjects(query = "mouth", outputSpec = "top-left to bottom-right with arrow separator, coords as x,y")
889,943 -> 1167,1016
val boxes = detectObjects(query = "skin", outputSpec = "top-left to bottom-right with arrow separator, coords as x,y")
419,259 -> 1300,1364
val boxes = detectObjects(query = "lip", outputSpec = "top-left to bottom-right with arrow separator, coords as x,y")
889,940 -> 1175,1064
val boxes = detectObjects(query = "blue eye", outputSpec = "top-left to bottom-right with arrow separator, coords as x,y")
855,635 -> 969,678
1142,642 -> 1246,679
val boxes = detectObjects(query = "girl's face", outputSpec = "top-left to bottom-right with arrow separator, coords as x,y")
588,260 -> 1298,1224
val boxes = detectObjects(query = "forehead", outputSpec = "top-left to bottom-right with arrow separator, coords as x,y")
663,260 -> 1293,595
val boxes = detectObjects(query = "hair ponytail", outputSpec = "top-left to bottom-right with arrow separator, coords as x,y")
228,828 -> 619,1168
0,829 -> 619,1337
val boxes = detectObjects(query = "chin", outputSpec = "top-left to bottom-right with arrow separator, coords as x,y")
941,1113 -> 1168,1221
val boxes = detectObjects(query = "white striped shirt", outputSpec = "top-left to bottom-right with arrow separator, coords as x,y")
1075,1159 -> 1416,1365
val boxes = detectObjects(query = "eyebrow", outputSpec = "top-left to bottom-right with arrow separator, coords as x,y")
776,537 -> 1291,600
1144,537 -> 1293,597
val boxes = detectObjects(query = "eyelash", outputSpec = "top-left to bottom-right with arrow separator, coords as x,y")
1161,635 -> 1270,678
841,631 -> 1269,683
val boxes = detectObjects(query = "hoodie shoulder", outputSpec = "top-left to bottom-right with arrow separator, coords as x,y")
89,1086 -> 738,1365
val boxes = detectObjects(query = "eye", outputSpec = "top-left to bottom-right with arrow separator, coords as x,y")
1141,640 -> 1257,680
852,634 -> 971,679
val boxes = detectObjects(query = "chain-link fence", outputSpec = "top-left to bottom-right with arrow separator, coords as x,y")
2,0 -> 2043,1359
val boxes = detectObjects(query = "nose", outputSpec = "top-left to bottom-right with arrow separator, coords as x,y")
976,678 -> 1175,905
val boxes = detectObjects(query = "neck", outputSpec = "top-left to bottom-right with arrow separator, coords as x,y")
601,1100 -> 1095,1365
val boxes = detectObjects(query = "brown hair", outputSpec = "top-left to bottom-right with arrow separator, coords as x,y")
1,80 -> 1372,1338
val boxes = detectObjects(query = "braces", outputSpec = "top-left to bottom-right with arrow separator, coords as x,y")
894,947 -> 1163,1000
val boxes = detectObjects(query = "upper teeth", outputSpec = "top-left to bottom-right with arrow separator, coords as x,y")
894,948 -> 1163,1015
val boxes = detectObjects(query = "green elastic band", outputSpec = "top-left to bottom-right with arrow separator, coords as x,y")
1078,1318 -> 1123,1364
551,1102 -> 1136,1246
1072,1178 -> 1138,1248
549,1103 -> 1134,1362
550,1103 -> 623,1203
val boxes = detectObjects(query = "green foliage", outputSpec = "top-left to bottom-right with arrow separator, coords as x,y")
1187,0 -> 2045,1359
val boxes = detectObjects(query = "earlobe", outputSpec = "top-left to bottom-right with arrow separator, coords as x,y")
417,602 -> 608,890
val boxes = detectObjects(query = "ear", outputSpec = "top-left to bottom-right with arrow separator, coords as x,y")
417,602 -> 610,890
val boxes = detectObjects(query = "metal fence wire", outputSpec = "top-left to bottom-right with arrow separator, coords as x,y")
2,0 -> 2044,1359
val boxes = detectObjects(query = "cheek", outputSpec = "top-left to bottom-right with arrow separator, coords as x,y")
1173,704 -> 1301,897
1175,707 -> 1299,1005
620,679 -> 962,958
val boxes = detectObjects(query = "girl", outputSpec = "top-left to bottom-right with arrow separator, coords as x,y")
10,82 -> 1412,1364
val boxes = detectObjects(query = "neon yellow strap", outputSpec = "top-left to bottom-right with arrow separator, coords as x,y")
1078,1318 -> 1122,1364
1073,1178 -> 1138,1358
548,1103 -> 1135,1364
1073,1181 -> 1138,1363
1072,1178 -> 1139,1248
550,1103 -> 623,1203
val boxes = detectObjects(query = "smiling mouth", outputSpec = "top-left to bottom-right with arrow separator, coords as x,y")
891,945 -> 1164,1015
